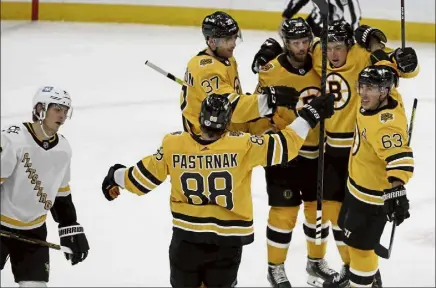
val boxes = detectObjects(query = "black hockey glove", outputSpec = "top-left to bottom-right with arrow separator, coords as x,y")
59,223 -> 89,265
383,185 -> 410,226
355,25 -> 387,50
263,86 -> 300,110
392,47 -> 418,73
102,164 -> 126,201
251,38 -> 283,74
298,93 -> 335,128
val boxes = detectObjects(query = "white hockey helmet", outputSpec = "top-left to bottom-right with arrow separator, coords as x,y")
32,86 -> 73,121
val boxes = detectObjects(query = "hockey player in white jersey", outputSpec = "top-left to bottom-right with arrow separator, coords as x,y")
0,86 -> 89,287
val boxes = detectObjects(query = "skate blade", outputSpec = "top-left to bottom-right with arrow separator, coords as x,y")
307,275 -> 324,287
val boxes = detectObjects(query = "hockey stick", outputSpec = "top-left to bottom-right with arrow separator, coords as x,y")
374,98 -> 417,259
311,0 -> 329,246
144,60 -> 184,85
0,229 -> 73,254
374,0 -> 414,259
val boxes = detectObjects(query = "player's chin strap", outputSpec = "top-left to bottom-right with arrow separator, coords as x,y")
34,110 -> 55,140
375,88 -> 390,110
207,39 -> 228,60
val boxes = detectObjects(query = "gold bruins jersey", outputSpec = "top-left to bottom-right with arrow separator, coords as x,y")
249,53 -> 321,159
347,97 -> 414,207
181,50 -> 267,135
116,124 -> 308,246
311,42 -> 419,157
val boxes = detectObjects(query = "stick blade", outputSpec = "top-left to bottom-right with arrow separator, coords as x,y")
374,243 -> 391,259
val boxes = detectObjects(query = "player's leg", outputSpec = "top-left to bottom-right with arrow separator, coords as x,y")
5,224 -> 49,287
202,245 -> 242,287
1,227 -> 11,271
169,234 -> 203,288
265,161 -> 302,287
299,157 -> 338,287
323,154 -> 351,264
324,192 -> 386,288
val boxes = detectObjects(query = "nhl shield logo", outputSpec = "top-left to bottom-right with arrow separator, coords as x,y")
43,141 -> 49,149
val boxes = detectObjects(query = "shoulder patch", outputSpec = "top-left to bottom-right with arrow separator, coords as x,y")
199,58 -> 214,67
260,62 -> 274,72
2,125 -> 21,134
170,131 -> 183,136
380,112 -> 394,124
228,131 -> 244,137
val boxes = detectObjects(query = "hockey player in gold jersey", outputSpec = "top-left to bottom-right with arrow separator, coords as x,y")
1,87 -> 89,287
181,11 -> 300,136
102,92 -> 335,287
312,21 -> 419,287
251,19 -> 419,288
331,65 -> 413,287
249,18 -> 337,287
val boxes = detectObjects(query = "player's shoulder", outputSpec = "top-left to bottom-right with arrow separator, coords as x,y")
1,123 -> 27,143
258,55 -> 282,74
162,130 -> 188,144
361,98 -> 407,134
188,50 -> 233,73
57,133 -> 72,154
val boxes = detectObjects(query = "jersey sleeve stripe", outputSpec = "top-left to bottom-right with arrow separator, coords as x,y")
386,166 -> 414,172
266,135 -> 275,166
127,167 -> 151,194
132,168 -> 156,191
277,131 -> 289,165
58,185 -> 70,193
136,160 -> 163,185
385,152 -> 414,163
271,134 -> 282,166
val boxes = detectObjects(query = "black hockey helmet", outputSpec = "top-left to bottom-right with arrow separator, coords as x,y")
358,65 -> 399,89
202,11 -> 240,40
199,94 -> 233,133
280,17 -> 313,42
327,19 -> 354,47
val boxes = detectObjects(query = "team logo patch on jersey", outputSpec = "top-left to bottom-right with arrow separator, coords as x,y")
200,58 -> 213,67
228,131 -> 244,137
380,112 -> 394,123
4,126 -> 20,134
283,189 -> 293,199
260,63 -> 274,72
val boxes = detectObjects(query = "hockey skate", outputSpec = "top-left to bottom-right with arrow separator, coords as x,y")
372,269 -> 382,287
306,258 -> 338,287
267,263 -> 292,288
322,264 -> 350,288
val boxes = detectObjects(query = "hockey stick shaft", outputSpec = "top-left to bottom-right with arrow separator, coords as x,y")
401,0 -> 406,49
375,98 -> 418,259
312,0 -> 329,246
0,229 -> 73,254
145,60 -> 184,85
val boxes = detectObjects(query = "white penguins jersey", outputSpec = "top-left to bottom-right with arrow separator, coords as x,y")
1,123 -> 72,230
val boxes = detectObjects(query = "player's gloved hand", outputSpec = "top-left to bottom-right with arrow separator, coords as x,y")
354,25 -> 387,50
58,223 -> 89,265
251,38 -> 283,74
392,47 -> 418,73
298,93 -> 335,128
263,86 -> 300,110
102,164 -> 126,201
383,185 -> 410,226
